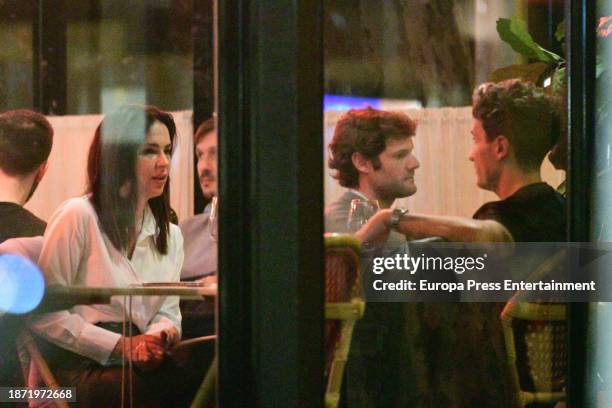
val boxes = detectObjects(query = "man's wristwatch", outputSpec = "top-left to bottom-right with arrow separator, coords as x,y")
389,208 -> 409,231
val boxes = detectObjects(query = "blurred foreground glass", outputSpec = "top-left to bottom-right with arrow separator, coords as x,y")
0,1 -> 34,111
209,196 -> 218,242
588,2 -> 612,405
347,198 -> 379,233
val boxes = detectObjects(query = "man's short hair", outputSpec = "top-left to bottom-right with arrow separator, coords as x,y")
472,79 -> 560,171
194,117 -> 215,145
0,110 -> 53,176
328,107 -> 417,188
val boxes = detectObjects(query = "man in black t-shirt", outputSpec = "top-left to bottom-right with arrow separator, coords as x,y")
472,182 -> 565,242
0,110 -> 54,392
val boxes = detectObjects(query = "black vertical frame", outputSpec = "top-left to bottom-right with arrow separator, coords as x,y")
33,0 -> 67,115
566,0 -> 596,406
217,0 -> 324,406
192,0 -> 215,213
192,0 -> 215,127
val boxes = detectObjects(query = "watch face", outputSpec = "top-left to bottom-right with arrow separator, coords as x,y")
391,209 -> 401,227
391,208 -> 407,228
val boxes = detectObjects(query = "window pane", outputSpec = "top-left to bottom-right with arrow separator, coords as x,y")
66,0 -> 194,114
0,0 -> 34,111
323,1 -> 567,407
588,1 -> 612,405
0,2 -> 214,406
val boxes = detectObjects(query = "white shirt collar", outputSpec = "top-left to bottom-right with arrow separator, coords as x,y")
139,205 -> 157,239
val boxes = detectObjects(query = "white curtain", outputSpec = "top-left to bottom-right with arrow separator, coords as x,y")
24,110 -> 194,222
26,107 -> 564,224
324,107 -> 565,217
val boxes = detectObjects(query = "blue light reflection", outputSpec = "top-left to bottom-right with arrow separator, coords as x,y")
0,254 -> 45,314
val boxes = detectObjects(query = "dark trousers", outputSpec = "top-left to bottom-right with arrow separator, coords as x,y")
40,323 -> 214,408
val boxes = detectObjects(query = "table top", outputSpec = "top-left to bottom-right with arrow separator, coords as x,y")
36,284 -> 217,313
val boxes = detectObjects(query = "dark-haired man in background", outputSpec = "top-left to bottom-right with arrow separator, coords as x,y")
0,109 -> 53,242
179,118 -> 218,342
180,118 -> 217,282
0,109 -> 53,392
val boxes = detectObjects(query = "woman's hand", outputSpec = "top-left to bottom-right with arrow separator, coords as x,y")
354,209 -> 393,244
154,327 -> 180,348
133,336 -> 166,371
112,334 -> 167,371
196,275 -> 217,286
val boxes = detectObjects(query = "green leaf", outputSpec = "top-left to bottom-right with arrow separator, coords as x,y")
497,18 -> 563,63
490,62 -> 552,85
546,67 -> 567,110
550,67 -> 566,96
555,21 -> 565,42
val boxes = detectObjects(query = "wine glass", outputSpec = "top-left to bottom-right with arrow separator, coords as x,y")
208,196 -> 218,242
347,198 -> 379,233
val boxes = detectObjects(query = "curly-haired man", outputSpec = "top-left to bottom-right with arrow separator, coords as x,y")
325,107 -> 419,234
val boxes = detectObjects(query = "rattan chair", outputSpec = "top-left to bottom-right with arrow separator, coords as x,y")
324,234 -> 364,408
500,251 -> 567,408
192,234 -> 363,408
16,328 -> 69,408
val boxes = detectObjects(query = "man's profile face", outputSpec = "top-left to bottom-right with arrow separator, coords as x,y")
196,130 -> 218,200
369,136 -> 420,199
469,119 -> 500,191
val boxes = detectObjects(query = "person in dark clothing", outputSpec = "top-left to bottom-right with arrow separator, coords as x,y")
357,79 -> 565,407
0,110 -> 53,394
472,182 -> 565,243
0,109 -> 53,242
0,202 -> 46,241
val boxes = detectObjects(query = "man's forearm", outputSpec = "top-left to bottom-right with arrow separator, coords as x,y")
398,213 -> 512,242
360,209 -> 513,243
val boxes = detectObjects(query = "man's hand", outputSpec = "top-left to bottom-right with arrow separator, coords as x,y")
354,209 -> 393,244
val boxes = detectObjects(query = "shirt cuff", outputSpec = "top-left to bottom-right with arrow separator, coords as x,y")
79,324 -> 122,365
146,317 -> 179,337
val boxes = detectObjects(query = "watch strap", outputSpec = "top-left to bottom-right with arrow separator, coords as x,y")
390,208 -> 409,231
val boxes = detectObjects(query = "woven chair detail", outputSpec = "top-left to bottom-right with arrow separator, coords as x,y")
324,234 -> 364,408
501,250 -> 568,408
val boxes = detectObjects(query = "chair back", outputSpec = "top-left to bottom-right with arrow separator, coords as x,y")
16,328 -> 70,408
324,234 -> 364,408
501,250 -> 567,408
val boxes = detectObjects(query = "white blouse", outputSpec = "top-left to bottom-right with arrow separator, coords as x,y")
30,196 -> 184,365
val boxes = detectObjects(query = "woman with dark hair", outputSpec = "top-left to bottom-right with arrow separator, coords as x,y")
30,105 -> 189,407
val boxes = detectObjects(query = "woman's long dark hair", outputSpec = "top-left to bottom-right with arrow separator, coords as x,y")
87,105 -> 176,255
